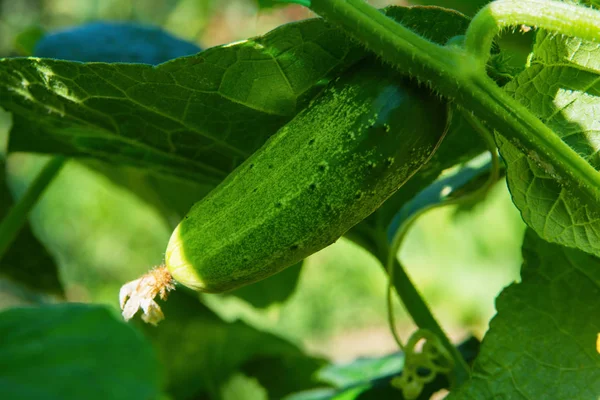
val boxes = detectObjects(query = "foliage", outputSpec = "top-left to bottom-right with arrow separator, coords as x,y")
1,0 -> 599,399
0,304 -> 161,400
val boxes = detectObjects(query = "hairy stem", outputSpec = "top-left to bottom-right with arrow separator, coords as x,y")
0,156 -> 65,260
466,0 -> 600,65
309,0 -> 600,215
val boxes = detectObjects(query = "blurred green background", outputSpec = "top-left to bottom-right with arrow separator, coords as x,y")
0,0 -> 526,363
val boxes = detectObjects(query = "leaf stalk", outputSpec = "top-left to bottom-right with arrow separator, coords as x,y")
0,156 -> 65,260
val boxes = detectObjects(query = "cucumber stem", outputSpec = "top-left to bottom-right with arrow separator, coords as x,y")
309,0 -> 600,208
0,156 -> 65,261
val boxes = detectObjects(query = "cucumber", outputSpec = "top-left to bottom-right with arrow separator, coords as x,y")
165,58 -> 447,293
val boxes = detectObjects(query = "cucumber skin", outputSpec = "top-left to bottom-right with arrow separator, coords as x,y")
166,59 -> 447,293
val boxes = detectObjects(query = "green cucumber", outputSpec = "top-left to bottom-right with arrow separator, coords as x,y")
165,58 -> 448,293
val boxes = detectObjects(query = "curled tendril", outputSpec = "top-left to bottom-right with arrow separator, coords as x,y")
391,329 -> 454,400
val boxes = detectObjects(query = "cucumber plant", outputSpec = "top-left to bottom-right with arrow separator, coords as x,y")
1,0 -> 599,399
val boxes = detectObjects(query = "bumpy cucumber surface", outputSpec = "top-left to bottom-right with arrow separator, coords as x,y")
166,58 -> 447,293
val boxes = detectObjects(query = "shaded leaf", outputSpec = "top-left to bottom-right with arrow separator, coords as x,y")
447,230 -> 600,399
228,261 -> 303,308
140,290 -> 324,399
0,303 -> 161,400
500,30 -> 600,257
386,154 -> 494,241
83,160 -> 212,227
241,347 -> 323,399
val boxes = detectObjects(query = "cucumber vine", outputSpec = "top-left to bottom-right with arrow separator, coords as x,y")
307,0 -> 600,207
283,0 -> 600,394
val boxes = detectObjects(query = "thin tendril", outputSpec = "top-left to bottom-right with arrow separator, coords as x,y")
386,110 -> 500,351
465,0 -> 600,65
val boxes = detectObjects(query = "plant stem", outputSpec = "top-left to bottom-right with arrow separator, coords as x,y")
0,156 -> 65,260
466,0 -> 600,65
382,249 -> 471,386
309,0 -> 600,208
383,117 -> 499,386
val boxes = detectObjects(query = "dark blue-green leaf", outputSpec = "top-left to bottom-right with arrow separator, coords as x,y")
34,22 -> 200,65
0,303 -> 161,400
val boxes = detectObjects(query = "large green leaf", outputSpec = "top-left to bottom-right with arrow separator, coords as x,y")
448,230 -> 600,399
1,18 -> 361,183
140,290 -> 324,399
500,30 -> 600,257
0,303 -> 161,400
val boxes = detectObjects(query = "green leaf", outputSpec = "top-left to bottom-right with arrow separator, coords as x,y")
227,261 -> 302,308
285,338 -> 480,400
140,290 -> 324,399
1,17 -> 361,184
318,353 -> 404,388
447,230 -> 600,400
0,303 -> 161,400
83,160 -> 212,227
0,110 -> 62,295
499,30 -> 600,257
386,154 -> 494,242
